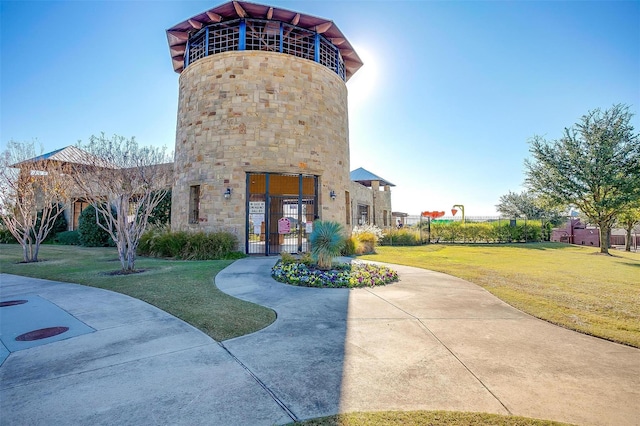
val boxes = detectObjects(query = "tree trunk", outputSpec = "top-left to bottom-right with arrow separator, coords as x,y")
32,241 -> 40,262
598,223 -> 610,254
625,226 -> 632,252
126,245 -> 136,272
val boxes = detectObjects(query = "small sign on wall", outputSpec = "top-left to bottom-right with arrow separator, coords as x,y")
249,201 -> 265,214
305,222 -> 313,234
278,217 -> 291,234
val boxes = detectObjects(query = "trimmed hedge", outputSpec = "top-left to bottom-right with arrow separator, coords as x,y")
54,230 -> 81,245
137,227 -> 244,260
427,220 -> 543,243
379,220 -> 546,245
78,204 -> 115,247
380,229 -> 421,246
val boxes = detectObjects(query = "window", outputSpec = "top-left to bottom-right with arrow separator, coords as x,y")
383,210 -> 388,227
345,191 -> 350,225
357,204 -> 369,225
189,185 -> 200,224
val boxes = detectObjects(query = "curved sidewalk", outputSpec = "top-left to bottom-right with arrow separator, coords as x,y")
1,258 -> 639,425
217,257 -> 640,426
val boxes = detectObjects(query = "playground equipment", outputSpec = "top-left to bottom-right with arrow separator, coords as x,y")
451,204 -> 465,224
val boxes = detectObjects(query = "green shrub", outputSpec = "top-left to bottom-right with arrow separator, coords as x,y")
300,252 -> 314,266
341,236 -> 357,256
148,190 -> 172,226
78,204 -> 115,247
426,220 -> 544,243
351,224 -> 384,243
54,230 -> 80,245
380,229 -> 421,246
0,227 -> 17,243
309,220 -> 344,269
351,225 -> 383,254
137,227 -> 239,260
280,251 -> 297,264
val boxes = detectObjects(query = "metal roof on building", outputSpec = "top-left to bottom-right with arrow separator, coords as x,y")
166,1 -> 363,80
14,146 -> 116,169
350,167 -> 395,187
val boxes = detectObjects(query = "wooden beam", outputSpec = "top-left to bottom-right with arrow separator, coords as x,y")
291,13 -> 300,26
170,45 -> 186,56
344,58 -> 362,68
315,21 -> 333,34
188,19 -> 203,29
233,1 -> 247,18
266,7 -> 273,20
206,11 -> 222,22
330,37 -> 345,46
167,30 -> 188,45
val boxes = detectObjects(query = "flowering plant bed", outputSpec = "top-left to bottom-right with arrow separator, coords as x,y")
271,260 -> 398,288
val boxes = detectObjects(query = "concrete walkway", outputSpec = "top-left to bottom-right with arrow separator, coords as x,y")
1,258 -> 639,425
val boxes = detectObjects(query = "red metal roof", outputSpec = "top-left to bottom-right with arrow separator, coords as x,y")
166,1 -> 363,80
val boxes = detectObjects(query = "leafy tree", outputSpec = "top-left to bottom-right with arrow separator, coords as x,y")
0,141 -> 71,262
616,201 -> 640,252
525,104 -> 640,254
71,134 -> 173,272
495,190 -> 565,225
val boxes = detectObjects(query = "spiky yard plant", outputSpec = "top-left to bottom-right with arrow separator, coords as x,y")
309,220 -> 344,270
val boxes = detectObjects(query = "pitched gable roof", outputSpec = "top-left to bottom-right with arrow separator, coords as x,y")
13,146 -> 116,169
350,167 -> 395,187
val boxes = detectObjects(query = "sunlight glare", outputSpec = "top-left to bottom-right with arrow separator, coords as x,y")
346,44 -> 380,108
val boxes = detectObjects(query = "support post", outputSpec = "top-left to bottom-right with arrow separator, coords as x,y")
239,20 -> 246,50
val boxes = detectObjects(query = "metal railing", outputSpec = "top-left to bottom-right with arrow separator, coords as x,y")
185,19 -> 346,81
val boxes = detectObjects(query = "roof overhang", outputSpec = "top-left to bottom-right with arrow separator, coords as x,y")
166,1 -> 363,80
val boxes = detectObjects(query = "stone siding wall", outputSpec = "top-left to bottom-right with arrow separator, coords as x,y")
349,181 -> 393,229
171,51 -> 350,250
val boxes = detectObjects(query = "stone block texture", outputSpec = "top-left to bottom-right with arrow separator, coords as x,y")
171,51 -> 350,250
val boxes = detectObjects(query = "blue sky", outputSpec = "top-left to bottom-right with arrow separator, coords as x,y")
2,0 -> 638,216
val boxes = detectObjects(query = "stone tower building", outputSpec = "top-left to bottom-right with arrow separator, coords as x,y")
166,1 -> 362,254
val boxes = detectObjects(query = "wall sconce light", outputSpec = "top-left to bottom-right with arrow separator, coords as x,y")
224,188 -> 232,199
329,190 -> 336,200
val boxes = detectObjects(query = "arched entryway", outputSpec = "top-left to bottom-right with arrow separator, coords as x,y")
246,172 -> 318,255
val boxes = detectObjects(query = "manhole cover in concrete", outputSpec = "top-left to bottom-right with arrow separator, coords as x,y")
15,327 -> 70,341
0,300 -> 28,307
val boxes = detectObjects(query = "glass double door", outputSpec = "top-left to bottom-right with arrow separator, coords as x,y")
247,173 -> 317,255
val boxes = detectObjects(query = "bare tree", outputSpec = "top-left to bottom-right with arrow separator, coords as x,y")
72,134 -> 173,272
0,141 -> 70,262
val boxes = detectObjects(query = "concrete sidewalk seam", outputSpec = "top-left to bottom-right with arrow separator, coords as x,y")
414,318 -> 513,415
363,288 -> 513,415
217,340 -> 298,423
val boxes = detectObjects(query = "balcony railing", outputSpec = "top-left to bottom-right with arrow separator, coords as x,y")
185,19 -> 346,81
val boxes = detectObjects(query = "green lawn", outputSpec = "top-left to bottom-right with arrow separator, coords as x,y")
0,244 -> 276,341
361,242 -> 640,348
